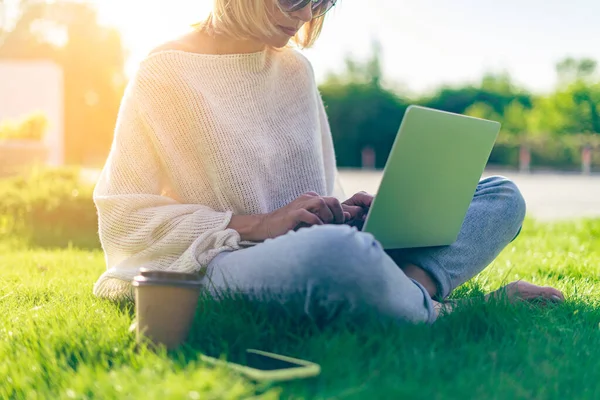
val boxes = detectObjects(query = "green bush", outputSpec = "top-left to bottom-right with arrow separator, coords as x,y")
0,112 -> 48,141
488,144 -> 520,168
0,167 -> 100,248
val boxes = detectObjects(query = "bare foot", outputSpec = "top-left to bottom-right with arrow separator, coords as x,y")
433,280 -> 564,319
486,280 -> 565,304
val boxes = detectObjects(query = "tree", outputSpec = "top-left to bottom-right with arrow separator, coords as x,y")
320,42 -> 408,168
557,57 -> 598,85
0,0 -> 7,42
422,72 -> 532,117
464,102 -> 502,123
549,58 -> 600,134
0,0 -> 127,166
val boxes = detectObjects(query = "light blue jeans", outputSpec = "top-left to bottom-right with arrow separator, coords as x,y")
204,176 -> 526,324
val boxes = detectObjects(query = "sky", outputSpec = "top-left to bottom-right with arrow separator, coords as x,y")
78,0 -> 600,95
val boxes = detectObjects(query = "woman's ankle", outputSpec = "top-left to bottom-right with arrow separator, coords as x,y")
401,263 -> 439,298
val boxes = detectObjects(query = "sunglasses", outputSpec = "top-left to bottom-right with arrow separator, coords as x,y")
278,0 -> 337,18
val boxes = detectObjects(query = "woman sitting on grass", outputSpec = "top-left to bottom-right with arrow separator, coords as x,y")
93,0 -> 564,322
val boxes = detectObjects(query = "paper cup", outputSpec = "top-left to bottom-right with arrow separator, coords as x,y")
132,268 -> 203,350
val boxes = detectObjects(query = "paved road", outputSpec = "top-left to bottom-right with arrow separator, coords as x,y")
82,168 -> 599,221
339,169 -> 600,221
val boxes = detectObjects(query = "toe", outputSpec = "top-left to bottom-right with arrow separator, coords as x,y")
536,286 -> 564,302
546,287 -> 565,302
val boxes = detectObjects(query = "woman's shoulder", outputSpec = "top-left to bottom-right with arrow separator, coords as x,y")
140,32 -> 206,72
128,33 -> 210,90
148,30 -> 216,57
119,40 -> 202,109
289,48 -> 315,76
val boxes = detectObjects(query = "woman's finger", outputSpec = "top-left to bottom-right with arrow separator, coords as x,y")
323,197 -> 345,224
295,209 -> 323,227
350,192 -> 374,208
307,197 -> 335,224
342,204 -> 363,220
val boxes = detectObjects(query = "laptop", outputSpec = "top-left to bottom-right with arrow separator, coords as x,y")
361,105 -> 500,249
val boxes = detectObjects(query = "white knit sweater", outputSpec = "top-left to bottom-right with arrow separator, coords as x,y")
93,47 -> 346,300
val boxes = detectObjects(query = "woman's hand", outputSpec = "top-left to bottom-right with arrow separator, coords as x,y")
256,192 -> 349,240
342,191 -> 374,229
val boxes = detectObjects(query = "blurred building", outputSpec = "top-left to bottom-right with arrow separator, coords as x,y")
0,60 -> 64,166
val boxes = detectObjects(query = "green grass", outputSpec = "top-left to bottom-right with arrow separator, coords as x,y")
1,219 -> 600,399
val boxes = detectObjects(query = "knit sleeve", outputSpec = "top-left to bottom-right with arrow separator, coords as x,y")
92,70 -> 242,301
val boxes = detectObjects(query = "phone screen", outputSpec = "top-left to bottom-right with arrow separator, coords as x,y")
242,352 -> 305,371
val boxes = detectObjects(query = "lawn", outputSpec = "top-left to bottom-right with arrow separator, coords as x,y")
1,218 -> 600,399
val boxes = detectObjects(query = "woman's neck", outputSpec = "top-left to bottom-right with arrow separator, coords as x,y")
214,35 -> 266,54
191,26 -> 266,55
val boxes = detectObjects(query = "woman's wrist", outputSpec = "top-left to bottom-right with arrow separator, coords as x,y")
227,214 -> 267,242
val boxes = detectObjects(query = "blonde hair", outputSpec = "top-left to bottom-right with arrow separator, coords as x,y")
197,0 -> 325,48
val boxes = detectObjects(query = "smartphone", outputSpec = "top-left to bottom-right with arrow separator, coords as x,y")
199,349 -> 321,382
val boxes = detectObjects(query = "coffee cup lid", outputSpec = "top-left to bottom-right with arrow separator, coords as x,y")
132,268 -> 204,288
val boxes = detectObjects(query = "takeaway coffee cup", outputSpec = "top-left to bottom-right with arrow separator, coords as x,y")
132,268 -> 203,350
